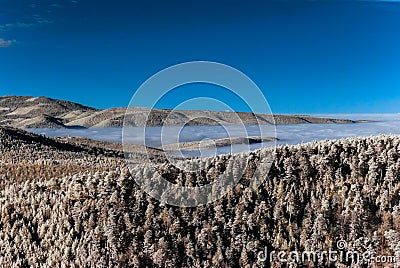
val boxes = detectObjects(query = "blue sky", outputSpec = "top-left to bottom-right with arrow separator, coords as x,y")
0,0 -> 399,113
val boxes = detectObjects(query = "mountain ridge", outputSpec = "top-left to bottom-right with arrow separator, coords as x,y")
0,95 -> 359,129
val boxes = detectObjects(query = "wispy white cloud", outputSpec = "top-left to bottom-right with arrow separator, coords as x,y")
36,19 -> 54,24
0,38 -> 16,48
32,14 -> 54,25
0,1 -> 74,45
0,15 -> 53,33
49,3 -> 64,9
0,22 -> 35,31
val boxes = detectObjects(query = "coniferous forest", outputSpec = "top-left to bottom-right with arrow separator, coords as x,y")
1,126 -> 400,267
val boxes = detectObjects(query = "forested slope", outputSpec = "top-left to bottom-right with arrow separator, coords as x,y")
1,134 -> 400,267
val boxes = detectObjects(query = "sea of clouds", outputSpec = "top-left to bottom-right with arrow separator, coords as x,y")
29,114 -> 400,157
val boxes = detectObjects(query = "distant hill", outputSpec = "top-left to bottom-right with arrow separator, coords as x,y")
0,125 -> 123,158
0,95 -> 357,129
0,96 -> 97,128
